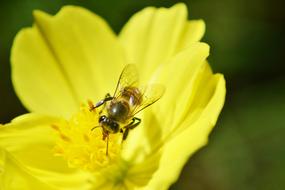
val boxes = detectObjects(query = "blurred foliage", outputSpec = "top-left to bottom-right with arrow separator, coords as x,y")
0,0 -> 284,190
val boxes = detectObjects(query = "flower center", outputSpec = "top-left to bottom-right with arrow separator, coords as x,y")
51,104 -> 122,171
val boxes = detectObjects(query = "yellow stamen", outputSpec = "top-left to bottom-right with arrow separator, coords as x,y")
51,104 -> 122,171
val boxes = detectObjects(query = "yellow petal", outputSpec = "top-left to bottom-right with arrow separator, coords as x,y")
151,42 -> 210,138
11,6 -> 125,118
144,74 -> 226,190
0,149 -> 58,190
123,42 -> 225,189
121,42 -> 210,160
0,114 -> 91,190
119,3 -> 205,82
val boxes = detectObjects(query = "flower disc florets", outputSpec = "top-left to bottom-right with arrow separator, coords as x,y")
52,104 -> 122,171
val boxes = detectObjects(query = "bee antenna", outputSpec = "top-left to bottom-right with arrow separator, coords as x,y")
91,126 -> 99,131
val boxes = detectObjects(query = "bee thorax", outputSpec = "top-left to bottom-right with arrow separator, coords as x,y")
108,101 -> 129,122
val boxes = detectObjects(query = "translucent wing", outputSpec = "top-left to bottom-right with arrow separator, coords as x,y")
130,84 -> 165,117
113,64 -> 139,97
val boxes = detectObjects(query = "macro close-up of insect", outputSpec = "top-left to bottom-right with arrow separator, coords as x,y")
89,64 -> 165,155
2,1 -> 283,189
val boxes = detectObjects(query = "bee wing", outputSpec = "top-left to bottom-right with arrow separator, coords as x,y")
113,64 -> 139,97
130,84 -> 165,117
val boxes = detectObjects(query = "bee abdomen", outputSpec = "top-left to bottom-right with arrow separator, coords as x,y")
122,87 -> 142,106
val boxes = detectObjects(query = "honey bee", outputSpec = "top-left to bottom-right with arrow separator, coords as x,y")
89,64 -> 165,155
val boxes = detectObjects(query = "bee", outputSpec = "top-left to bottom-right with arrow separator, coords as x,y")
89,64 -> 165,155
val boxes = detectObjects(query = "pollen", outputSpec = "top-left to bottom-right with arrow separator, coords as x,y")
51,104 -> 122,171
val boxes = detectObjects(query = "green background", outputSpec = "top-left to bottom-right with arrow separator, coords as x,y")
0,0 -> 284,189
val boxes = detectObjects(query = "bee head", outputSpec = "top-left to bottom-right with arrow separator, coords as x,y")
99,115 -> 119,133
109,122 -> 119,133
99,115 -> 107,123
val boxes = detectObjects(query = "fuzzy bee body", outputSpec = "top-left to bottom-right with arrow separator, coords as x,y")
91,64 -> 165,155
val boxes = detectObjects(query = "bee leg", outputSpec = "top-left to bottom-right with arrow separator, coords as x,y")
128,117 -> 141,129
93,93 -> 113,113
122,117 -> 141,141
122,128 -> 129,141
120,128 -> 125,143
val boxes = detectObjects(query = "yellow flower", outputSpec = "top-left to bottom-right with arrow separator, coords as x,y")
1,3 -> 226,190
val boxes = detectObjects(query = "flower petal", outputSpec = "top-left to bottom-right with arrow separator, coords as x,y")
150,42 -> 210,139
11,6 -> 126,118
121,42 -> 210,160
119,3 -> 205,82
144,74 -> 226,190
0,149 -> 58,190
123,42 -> 225,189
0,114 -> 91,190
